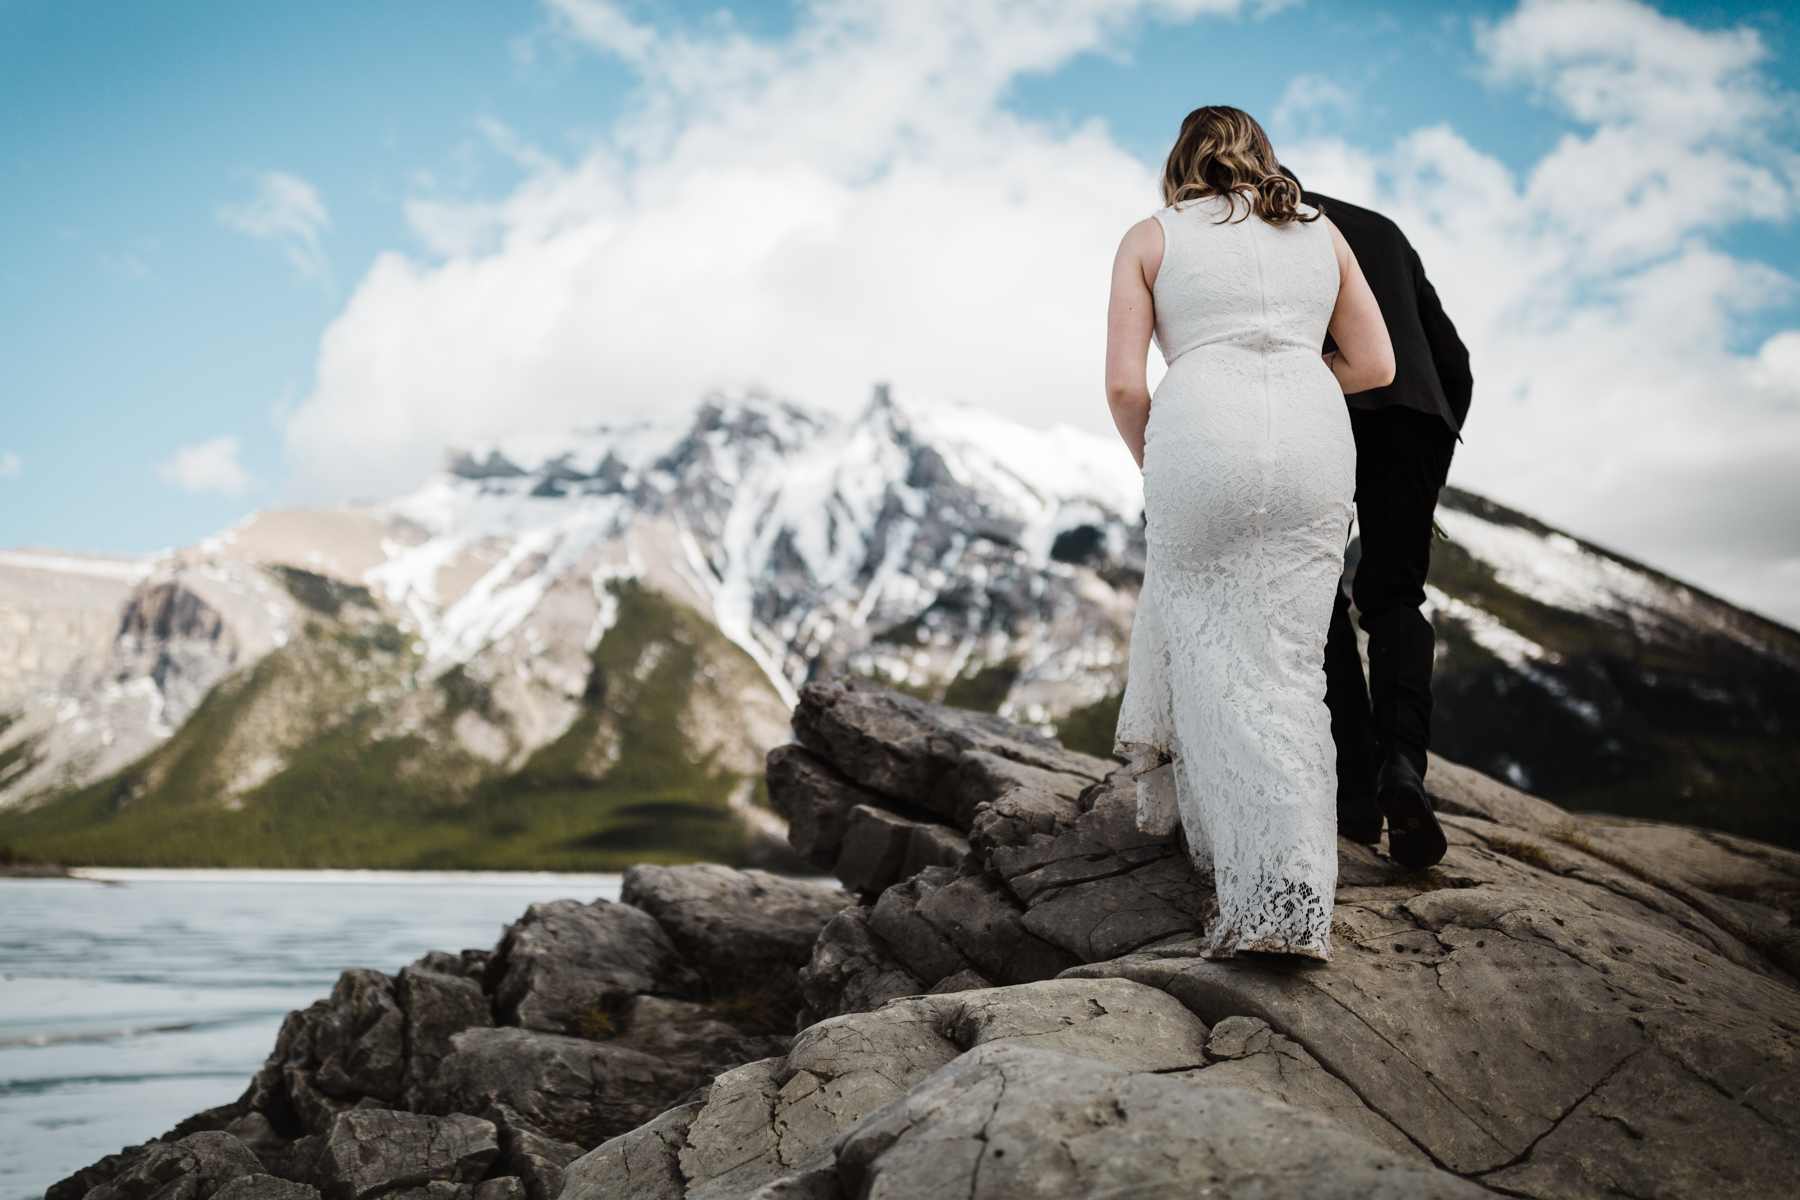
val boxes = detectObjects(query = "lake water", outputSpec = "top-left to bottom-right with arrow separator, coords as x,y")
0,869 -> 625,1200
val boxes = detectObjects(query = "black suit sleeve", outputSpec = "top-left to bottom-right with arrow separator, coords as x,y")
1411,245 -> 1472,430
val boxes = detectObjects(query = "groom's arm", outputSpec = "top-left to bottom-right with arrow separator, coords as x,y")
1411,245 -> 1472,431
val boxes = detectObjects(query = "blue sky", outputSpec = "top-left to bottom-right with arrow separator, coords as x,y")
3,0 -> 1799,621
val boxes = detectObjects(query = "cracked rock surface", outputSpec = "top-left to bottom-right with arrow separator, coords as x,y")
830,1041 -> 1482,1199
565,1018 -> 1484,1199
751,676 -> 1800,1198
49,866 -> 847,1200
311,1111 -> 498,1200
561,976 -> 1212,1199
50,676 -> 1800,1200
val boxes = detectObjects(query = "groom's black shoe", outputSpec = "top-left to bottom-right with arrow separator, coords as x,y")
1378,754 -> 1446,870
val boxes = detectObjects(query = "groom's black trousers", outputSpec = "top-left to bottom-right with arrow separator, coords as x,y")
1324,407 -> 1458,800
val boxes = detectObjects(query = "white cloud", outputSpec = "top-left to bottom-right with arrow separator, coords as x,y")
1282,0 -> 1800,624
281,0 -> 1800,626
545,0 -> 657,64
1477,0 -> 1780,137
218,170 -> 334,287
0,451 -> 20,479
285,0 -> 1257,498
1272,73 -> 1355,136
158,437 -> 252,496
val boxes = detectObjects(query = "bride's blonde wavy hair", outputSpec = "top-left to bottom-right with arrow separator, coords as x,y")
1162,105 -> 1318,226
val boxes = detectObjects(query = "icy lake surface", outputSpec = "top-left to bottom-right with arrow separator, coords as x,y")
0,869 -> 625,1200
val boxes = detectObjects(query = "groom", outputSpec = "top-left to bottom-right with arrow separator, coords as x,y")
1283,167 -> 1473,870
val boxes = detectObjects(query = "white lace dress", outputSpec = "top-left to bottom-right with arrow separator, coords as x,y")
1114,193 -> 1354,961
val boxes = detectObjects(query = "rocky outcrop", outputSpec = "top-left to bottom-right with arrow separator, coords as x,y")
740,676 -> 1799,1198
561,978 -> 1478,1199
78,1132 -> 265,1200
53,676 -> 1800,1200
50,866 -> 847,1200
309,1111 -> 498,1200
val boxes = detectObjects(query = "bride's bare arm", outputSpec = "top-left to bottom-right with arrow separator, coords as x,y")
1323,217 -> 1396,394
1105,217 -> 1163,469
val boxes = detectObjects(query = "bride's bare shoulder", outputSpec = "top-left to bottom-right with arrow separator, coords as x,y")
1118,214 -> 1167,285
1120,213 -> 1165,249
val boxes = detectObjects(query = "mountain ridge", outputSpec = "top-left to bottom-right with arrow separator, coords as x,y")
2,385 -> 1796,861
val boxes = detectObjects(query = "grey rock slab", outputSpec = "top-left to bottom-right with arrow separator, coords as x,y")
1018,852 -> 1209,962
406,949 -> 490,983
225,1123 -> 318,1190
311,971 -> 407,1105
1064,875 -> 1800,1191
557,1100 -> 702,1200
789,676 -> 1107,820
828,1041 -> 1484,1200
619,864 -> 847,1008
830,804 -> 935,899
488,1104 -> 585,1200
960,768 -> 1211,963
830,808 -> 968,893
794,906 -> 925,1027
1427,766 -> 1800,977
428,1026 -> 710,1147
1452,815 -> 1784,978
1185,1015 -> 1424,1161
953,750 -> 1090,851
926,968 -> 992,994
487,899 -> 700,1036
82,1133 -> 264,1200
1575,814 -> 1800,895
1569,814 -> 1800,979
1479,1041 -> 1800,1200
764,744 -> 876,870
241,969 -> 408,1131
910,869 -> 1078,985
983,769 -> 1168,900
312,1110 -> 497,1200
1424,751 -> 1573,834
235,964 -> 428,1137
559,977 -> 1210,1200
368,1186 -> 467,1200
864,865 -> 1078,991
396,966 -> 491,1109
865,867 -> 975,985
470,1179 -> 524,1200
899,821 -> 968,877
735,1170 -> 837,1200
209,1176 -> 320,1200
929,976 -> 1209,1070
675,1059 -> 790,1195
1059,919 -> 1582,1173
609,993 -> 790,1069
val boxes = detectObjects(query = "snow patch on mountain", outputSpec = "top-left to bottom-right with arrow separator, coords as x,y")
1435,506 -> 1790,662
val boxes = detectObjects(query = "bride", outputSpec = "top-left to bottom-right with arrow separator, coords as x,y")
1105,105 -> 1395,962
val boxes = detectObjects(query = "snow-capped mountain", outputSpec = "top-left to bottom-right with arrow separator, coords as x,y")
370,384 -> 1147,718
2,386 -> 1796,865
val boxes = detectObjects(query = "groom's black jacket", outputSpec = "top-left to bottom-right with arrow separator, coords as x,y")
1303,189 -> 1473,439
